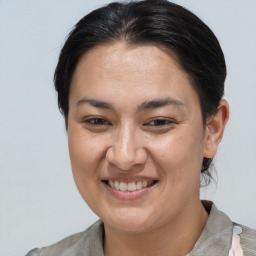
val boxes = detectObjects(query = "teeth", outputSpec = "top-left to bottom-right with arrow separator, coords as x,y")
114,180 -> 120,190
109,180 -> 115,188
148,180 -> 154,186
136,181 -> 142,190
128,182 -> 136,191
142,180 -> 147,188
107,180 -> 155,191
119,182 -> 128,191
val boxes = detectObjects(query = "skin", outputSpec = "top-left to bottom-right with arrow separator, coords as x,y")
68,42 -> 229,256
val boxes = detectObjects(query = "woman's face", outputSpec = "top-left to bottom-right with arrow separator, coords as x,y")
68,42 -> 210,233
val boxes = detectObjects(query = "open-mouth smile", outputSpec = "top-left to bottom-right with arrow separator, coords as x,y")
102,179 -> 158,199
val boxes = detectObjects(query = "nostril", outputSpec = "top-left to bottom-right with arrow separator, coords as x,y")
106,146 -> 147,164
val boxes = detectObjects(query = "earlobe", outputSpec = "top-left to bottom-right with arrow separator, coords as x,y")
203,99 -> 229,158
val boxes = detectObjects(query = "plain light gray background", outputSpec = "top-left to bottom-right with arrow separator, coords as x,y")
0,0 -> 255,255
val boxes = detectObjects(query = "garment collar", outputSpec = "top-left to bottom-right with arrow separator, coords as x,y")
79,201 -> 233,256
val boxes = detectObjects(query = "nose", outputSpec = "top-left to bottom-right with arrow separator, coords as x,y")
106,124 -> 147,171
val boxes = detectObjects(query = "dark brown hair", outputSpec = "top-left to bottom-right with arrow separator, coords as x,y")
54,0 -> 226,185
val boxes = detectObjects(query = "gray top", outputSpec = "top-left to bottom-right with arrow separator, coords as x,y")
26,203 -> 256,256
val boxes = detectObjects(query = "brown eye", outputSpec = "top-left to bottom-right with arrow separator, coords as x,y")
146,119 -> 173,126
84,118 -> 110,126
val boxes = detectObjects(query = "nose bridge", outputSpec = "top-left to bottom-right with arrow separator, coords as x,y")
106,121 -> 146,170
116,122 -> 136,163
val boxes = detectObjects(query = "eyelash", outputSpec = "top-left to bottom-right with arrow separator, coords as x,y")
145,119 -> 174,127
83,117 -> 174,127
83,117 -> 111,126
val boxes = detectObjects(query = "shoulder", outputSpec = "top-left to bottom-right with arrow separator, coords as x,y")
236,223 -> 256,255
25,220 -> 104,256
189,201 -> 256,256
25,232 -> 84,256
209,202 -> 256,254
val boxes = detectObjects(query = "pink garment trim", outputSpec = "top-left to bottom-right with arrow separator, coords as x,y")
228,226 -> 244,256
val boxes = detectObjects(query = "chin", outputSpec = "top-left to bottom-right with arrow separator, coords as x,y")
106,219 -> 154,234
100,208 -> 159,233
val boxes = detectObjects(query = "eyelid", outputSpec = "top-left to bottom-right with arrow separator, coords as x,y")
81,116 -> 175,128
82,117 -> 111,126
144,118 -> 175,127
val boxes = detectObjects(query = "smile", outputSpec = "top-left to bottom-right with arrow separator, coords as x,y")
107,180 -> 156,191
101,179 -> 158,200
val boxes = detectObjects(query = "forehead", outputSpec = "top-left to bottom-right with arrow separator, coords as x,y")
72,42 -> 184,82
69,42 -> 199,110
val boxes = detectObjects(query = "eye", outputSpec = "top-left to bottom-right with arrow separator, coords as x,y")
145,118 -> 174,126
83,117 -> 111,126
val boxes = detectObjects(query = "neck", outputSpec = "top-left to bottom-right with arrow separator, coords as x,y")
104,199 -> 208,256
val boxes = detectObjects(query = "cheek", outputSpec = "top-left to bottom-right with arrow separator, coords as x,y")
67,128 -> 108,191
67,130 -> 111,215
149,127 -> 205,179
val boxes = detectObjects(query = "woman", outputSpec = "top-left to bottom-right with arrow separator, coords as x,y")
26,0 -> 256,255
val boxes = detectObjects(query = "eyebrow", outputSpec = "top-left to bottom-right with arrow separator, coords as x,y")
137,97 -> 184,111
76,97 -> 184,111
77,97 -> 114,110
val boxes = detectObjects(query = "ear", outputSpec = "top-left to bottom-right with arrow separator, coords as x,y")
203,99 -> 229,158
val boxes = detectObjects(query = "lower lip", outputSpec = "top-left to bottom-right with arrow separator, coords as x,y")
102,182 -> 156,200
